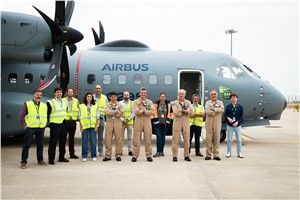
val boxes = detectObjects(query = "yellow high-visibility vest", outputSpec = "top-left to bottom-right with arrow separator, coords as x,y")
189,104 -> 204,127
63,97 -> 79,120
97,94 -> 107,116
79,104 -> 98,129
25,101 -> 47,128
123,101 -> 134,125
47,99 -> 67,124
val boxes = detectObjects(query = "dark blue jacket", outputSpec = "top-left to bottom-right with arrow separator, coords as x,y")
224,103 -> 244,127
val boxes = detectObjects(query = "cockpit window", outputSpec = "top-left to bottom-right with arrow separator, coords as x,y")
216,62 -> 245,79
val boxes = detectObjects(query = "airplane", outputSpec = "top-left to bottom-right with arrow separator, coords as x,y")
1,0 -> 287,142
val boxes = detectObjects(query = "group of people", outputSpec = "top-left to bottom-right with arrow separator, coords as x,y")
19,86 -> 244,169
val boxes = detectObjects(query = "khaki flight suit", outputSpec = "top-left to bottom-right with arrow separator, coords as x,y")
132,98 -> 154,158
205,100 -> 224,157
104,102 -> 124,158
172,100 -> 193,157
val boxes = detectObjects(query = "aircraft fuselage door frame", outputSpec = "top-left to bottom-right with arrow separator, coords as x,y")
178,69 -> 204,105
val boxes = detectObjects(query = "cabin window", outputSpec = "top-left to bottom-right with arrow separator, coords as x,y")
149,74 -> 157,85
40,73 -> 46,82
118,74 -> 126,85
164,74 -> 172,85
103,74 -> 111,85
87,74 -> 95,84
133,74 -> 142,85
24,73 -> 33,84
9,73 -> 17,84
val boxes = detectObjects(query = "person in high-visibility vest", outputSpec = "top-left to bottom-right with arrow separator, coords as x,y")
204,90 -> 224,161
132,87 -> 154,162
79,92 -> 99,162
189,94 -> 205,157
103,92 -> 124,161
19,90 -> 48,169
171,89 -> 194,162
47,87 -> 69,165
63,88 -> 79,159
120,91 -> 135,156
152,92 -> 173,158
93,85 -> 108,156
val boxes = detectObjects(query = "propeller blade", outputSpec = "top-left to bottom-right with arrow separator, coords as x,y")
65,0 -> 75,26
33,6 -> 62,35
99,21 -> 105,44
38,43 -> 63,91
92,28 -> 101,45
55,1 -> 65,26
67,44 -> 77,56
60,46 -> 70,95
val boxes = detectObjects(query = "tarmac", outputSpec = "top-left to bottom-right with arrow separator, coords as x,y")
1,108 -> 299,200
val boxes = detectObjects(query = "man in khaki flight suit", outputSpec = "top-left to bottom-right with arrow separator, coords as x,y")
204,90 -> 224,161
103,92 -> 124,161
171,89 -> 194,162
132,87 -> 154,162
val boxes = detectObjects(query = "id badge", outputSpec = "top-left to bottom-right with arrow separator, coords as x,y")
36,116 -> 40,119
233,117 -> 236,122
161,114 -> 164,118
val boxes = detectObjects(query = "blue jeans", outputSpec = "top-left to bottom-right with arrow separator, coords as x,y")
227,125 -> 242,155
21,128 -> 45,163
82,128 -> 97,158
154,124 -> 169,153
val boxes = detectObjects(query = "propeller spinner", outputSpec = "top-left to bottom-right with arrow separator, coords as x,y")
34,0 -> 83,94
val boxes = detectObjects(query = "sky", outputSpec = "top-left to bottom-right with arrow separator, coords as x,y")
1,0 -> 299,100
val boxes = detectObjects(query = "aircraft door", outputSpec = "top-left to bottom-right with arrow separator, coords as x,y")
179,70 -> 203,103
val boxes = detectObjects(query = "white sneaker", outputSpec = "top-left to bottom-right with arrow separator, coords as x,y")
226,153 -> 231,158
92,157 -> 97,161
238,154 -> 244,158
82,158 -> 87,162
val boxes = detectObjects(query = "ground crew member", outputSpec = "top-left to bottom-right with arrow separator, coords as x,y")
93,84 -> 108,156
19,90 -> 48,169
205,90 -> 224,161
189,94 -> 205,157
79,92 -> 99,161
120,91 -> 135,156
152,92 -> 173,158
103,92 -> 124,161
171,89 -> 193,162
47,87 -> 69,165
63,88 -> 79,159
132,87 -> 154,162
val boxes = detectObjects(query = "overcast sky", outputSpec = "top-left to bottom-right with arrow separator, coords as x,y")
2,0 -> 299,99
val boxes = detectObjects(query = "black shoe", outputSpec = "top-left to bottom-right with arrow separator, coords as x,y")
116,157 -> 121,161
173,157 -> 178,162
184,157 -> 192,162
196,152 -> 203,157
160,152 -> 164,156
147,157 -> 153,162
49,160 -> 55,165
58,158 -> 69,162
213,156 -> 221,161
153,153 -> 160,158
128,152 -> 133,156
70,154 -> 79,159
103,157 -> 111,161
131,157 -> 137,162
205,156 -> 211,160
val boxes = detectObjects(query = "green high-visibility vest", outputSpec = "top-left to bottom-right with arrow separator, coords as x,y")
47,99 -> 67,124
63,97 -> 79,120
189,104 -> 204,127
79,104 -> 98,129
25,101 -> 47,128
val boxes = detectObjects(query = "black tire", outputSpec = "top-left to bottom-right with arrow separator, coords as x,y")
220,130 -> 227,143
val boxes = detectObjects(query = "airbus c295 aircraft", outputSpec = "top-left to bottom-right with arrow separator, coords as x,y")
1,0 -> 287,142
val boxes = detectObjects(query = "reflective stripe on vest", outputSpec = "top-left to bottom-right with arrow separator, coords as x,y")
123,101 -> 134,125
189,104 -> 204,126
47,99 -> 67,123
25,101 -> 47,128
79,104 -> 98,129
97,95 -> 107,116
63,97 -> 79,120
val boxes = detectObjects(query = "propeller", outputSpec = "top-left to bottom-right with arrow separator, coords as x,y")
34,0 -> 83,95
92,21 -> 105,45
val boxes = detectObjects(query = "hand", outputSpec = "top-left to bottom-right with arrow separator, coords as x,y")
123,120 -> 128,125
233,122 -> 238,127
80,126 -> 83,133
228,117 -> 233,123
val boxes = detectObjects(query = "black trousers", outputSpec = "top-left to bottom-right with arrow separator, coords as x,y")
189,125 -> 202,153
67,120 -> 77,156
48,121 -> 68,161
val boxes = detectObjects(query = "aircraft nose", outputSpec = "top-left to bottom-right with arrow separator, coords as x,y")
283,97 -> 287,110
